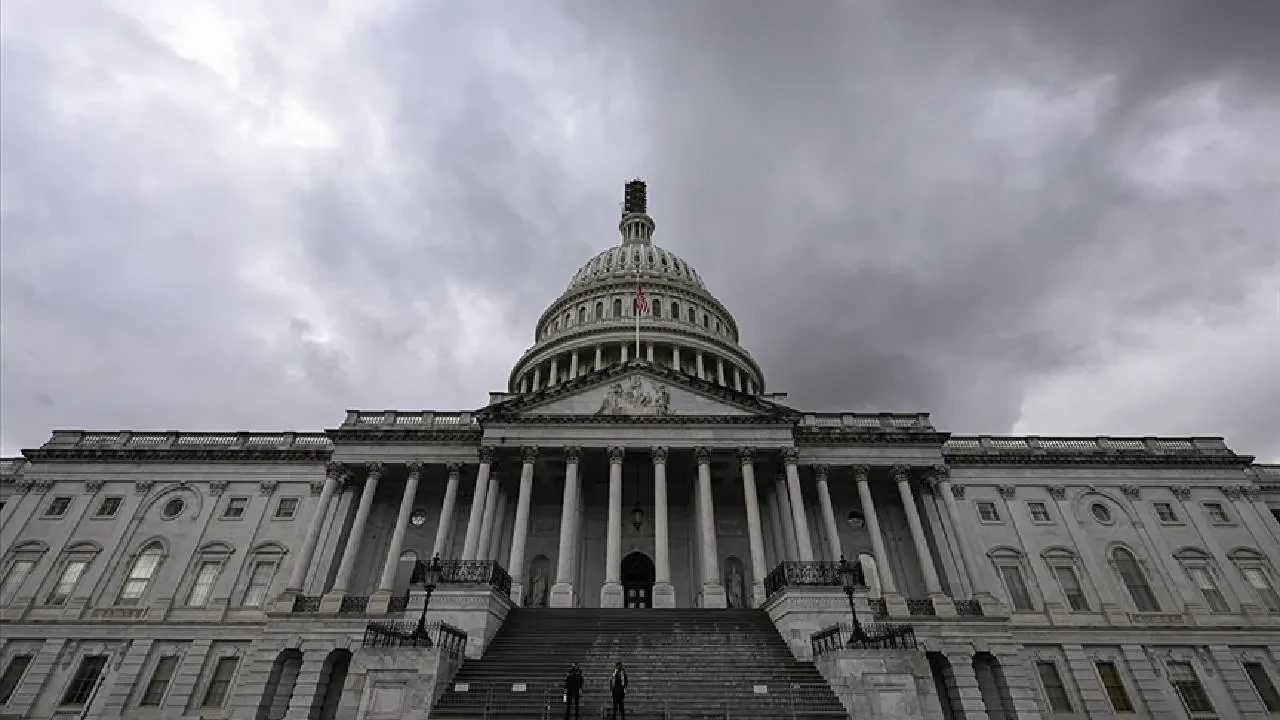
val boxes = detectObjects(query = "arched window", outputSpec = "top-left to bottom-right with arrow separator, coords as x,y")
670,301 -> 680,320
988,548 -> 1036,611
612,298 -> 623,317
44,541 -> 101,607
119,542 -> 164,606
184,543 -> 233,608
1112,547 -> 1159,612
1042,548 -> 1090,612
1230,548 -> 1280,612
577,306 -> 586,323
702,313 -> 709,328
240,543 -> 287,608
687,307 -> 696,323
652,299 -> 662,318
1,540 -> 48,605
594,301 -> 603,319
1174,548 -> 1229,613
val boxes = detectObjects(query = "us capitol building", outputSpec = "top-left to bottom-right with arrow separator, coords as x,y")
1,181 -> 1278,720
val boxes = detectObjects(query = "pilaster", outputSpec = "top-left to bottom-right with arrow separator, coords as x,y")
1119,643 -> 1175,717
97,638 -> 154,713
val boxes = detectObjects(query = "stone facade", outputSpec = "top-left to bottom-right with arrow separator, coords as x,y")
2,182 -> 1280,719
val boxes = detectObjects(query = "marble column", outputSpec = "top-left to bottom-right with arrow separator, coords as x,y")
651,446 -> 675,607
814,465 -> 843,562
550,446 -> 581,607
893,465 -> 953,615
739,448 -> 768,607
569,351 -> 579,378
485,488 -> 510,562
594,345 -> 603,371
696,352 -> 705,380
856,465 -> 905,615
934,466 -> 1001,614
460,448 -> 495,561
431,462 -> 462,559
322,462 -> 382,608
285,462 -> 342,594
475,465 -> 502,561
373,462 -> 422,607
549,357 -> 559,386
601,446 -> 626,607
672,345 -> 681,372
782,448 -> 815,561
774,473 -> 800,561
695,447 -> 727,608
507,447 -> 538,605
716,358 -> 726,385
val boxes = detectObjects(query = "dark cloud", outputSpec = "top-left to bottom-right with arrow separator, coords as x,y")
1,1 -> 1276,461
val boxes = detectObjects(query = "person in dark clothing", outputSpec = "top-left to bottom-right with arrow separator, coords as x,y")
609,661 -> 628,720
563,662 -> 584,720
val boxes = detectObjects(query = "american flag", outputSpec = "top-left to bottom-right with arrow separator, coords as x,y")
634,286 -> 650,314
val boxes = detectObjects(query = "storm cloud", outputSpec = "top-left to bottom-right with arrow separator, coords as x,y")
2,0 -> 1278,461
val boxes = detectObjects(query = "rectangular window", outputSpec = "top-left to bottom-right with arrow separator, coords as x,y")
1053,566 -> 1089,611
46,560 -> 88,606
241,561 -> 276,607
1242,567 -> 1280,612
0,654 -> 34,705
94,496 -> 123,518
1186,567 -> 1230,613
44,496 -> 72,518
1027,502 -> 1052,523
186,561 -> 222,607
1203,503 -> 1229,523
1242,662 -> 1280,712
1,560 -> 35,604
138,655 -> 178,706
273,497 -> 299,520
1035,660 -> 1073,712
201,657 -> 239,708
1167,661 -> 1215,714
1095,661 -> 1134,712
221,497 -> 249,520
998,565 -> 1034,611
977,502 -> 1001,522
1153,502 -> 1178,522
61,654 -> 108,706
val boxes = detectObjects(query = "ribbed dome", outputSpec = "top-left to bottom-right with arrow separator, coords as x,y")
567,243 -> 706,291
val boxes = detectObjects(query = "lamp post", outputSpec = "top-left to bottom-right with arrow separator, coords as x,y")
413,553 -> 443,643
837,555 -> 867,642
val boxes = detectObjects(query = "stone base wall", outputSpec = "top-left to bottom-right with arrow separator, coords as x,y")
814,649 -> 945,720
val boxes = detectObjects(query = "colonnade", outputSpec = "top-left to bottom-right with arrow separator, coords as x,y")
293,449 -> 970,615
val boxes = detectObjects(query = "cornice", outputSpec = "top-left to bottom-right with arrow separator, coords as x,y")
21,447 -> 333,464
539,274 -> 741,339
796,431 -> 951,447
943,453 -> 1253,467
325,428 -> 483,444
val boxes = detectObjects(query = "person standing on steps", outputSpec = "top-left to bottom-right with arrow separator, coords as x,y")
563,662 -> 583,720
609,661 -> 629,720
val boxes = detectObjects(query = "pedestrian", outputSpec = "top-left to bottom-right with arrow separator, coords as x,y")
609,661 -> 628,720
563,661 -> 583,720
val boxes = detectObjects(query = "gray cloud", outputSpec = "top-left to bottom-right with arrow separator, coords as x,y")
2,0 -> 1277,461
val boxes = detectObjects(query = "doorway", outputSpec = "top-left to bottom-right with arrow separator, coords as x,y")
621,552 -> 655,608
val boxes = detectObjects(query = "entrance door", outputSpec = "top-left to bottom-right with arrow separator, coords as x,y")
621,552 -> 655,609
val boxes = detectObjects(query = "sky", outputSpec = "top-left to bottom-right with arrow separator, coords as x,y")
1,0 -> 1278,462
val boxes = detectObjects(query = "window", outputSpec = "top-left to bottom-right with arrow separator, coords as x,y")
161,497 -> 186,520
200,657 -> 239,708
1242,662 -> 1280,712
652,299 -> 662,318
977,502 -> 1001,522
594,301 -> 603,319
44,496 -> 72,518
687,307 -> 695,323
187,561 -> 222,607
1090,503 -> 1113,524
1027,502 -> 1051,523
46,560 -> 88,606
0,655 -> 33,704
93,496 -> 122,518
1167,661 -> 1215,715
1053,566 -> 1090,611
1204,502 -> 1230,523
577,307 -> 585,323
61,655 -> 108,706
1095,661 -> 1134,712
1035,660 -> 1073,713
670,302 -> 680,320
1153,502 -> 1178,522
1112,547 -> 1160,612
0,559 -> 35,604
612,298 -> 622,317
273,498 -> 299,520
1186,566 -> 1230,613
222,497 -> 249,520
119,542 -> 164,605
241,560 -> 277,607
1241,567 -> 1280,612
702,313 -> 709,327
139,655 -> 178,706
999,565 -> 1034,611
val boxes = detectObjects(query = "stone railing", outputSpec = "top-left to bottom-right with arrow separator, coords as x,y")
797,413 -> 935,432
953,599 -> 983,617
438,560 -> 513,598
292,595 -> 322,613
341,411 -> 480,428
0,458 -> 26,475
944,435 -> 1239,459
339,596 -> 370,614
41,430 -> 333,450
362,620 -> 467,655
811,622 -> 918,657
763,561 -> 846,597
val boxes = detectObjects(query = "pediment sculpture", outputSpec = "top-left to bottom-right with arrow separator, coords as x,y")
596,376 -> 672,416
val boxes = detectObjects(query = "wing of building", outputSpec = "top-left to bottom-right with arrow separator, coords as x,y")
2,180 -> 1279,720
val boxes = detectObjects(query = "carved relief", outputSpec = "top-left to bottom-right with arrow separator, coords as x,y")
446,461 -> 464,475
997,485 -> 1017,499
651,446 -> 669,464
406,462 -> 425,477
813,464 -> 830,481
135,478 -> 156,495
1171,485 -> 1192,500
607,446 -> 625,464
478,446 -> 497,464
365,462 -> 385,480
1047,485 -> 1066,501
325,461 -> 345,481
890,465 -> 911,483
852,465 -> 871,483
85,478 -> 105,493
308,477 -> 324,496
1221,486 -> 1244,501
1121,484 -> 1141,500
520,446 -> 538,465
531,518 -> 558,536
564,446 -> 582,464
596,376 -> 671,416
931,464 -> 950,482
737,446 -> 755,464
210,478 -> 229,496
950,485 -> 966,500
259,479 -> 279,496
694,447 -> 712,465
781,447 -> 800,465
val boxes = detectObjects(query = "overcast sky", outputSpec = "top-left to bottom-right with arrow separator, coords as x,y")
2,1 -> 1277,462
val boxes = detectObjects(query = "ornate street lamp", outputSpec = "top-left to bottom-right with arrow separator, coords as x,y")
413,553 -> 443,642
837,555 -> 868,642
631,503 -> 645,532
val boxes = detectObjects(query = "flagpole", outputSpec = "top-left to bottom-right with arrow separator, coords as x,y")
634,269 -> 641,359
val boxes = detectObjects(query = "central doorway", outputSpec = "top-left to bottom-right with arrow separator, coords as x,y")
621,551 -> 655,609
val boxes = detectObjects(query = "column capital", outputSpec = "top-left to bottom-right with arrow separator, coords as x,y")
446,461 -> 464,474
852,464 -> 871,481
737,446 -> 755,464
366,461 -> 385,480
650,446 -> 669,465
931,464 -> 950,482
1121,484 -> 1141,500
564,445 -> 582,464
478,446 -> 498,464
521,446 -> 539,464
325,461 -> 346,481
781,447 -> 800,465
890,464 -> 911,483
813,464 -> 830,481
406,461 -> 424,476
694,446 -> 712,466
950,484 -> 966,500
997,484 -> 1017,499
1221,485 -> 1244,501
607,446 -> 625,464
1171,484 -> 1191,500
1047,484 -> 1066,500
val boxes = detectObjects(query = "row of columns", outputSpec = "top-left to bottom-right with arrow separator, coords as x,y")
518,346 -> 756,395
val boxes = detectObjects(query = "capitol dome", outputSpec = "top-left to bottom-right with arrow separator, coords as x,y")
508,180 -> 765,395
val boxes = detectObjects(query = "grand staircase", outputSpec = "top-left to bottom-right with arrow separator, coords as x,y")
430,608 -> 848,719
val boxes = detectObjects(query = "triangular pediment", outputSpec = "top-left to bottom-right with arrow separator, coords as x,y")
482,362 -> 793,420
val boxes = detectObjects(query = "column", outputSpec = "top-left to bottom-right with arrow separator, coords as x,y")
519,376 -> 528,393
550,446 -> 581,607
507,447 -> 537,605
621,344 -> 629,361
601,446 -> 625,607
459,448 -> 495,561
646,343 -> 654,362
323,462 -> 382,606
532,367 -> 541,391
774,472 -> 800,561
733,368 -> 742,392
594,345 -> 603,371
651,446 -> 675,607
813,465 -> 843,562
569,351 -> 579,378
739,448 -> 768,607
285,462 -> 342,593
485,488 -> 510,562
856,465 -> 904,614
943,649 -> 990,720
373,462 -> 422,608
696,352 -> 706,379
893,465 -> 952,615
431,462 -> 463,559
476,469 -> 502,561
549,357 -> 559,385
695,447 -> 727,608
672,345 -> 681,372
763,486 -> 787,566
934,466 -> 1001,613
1230,484 -> 1280,573
716,358 -> 726,385
782,448 -> 815,561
